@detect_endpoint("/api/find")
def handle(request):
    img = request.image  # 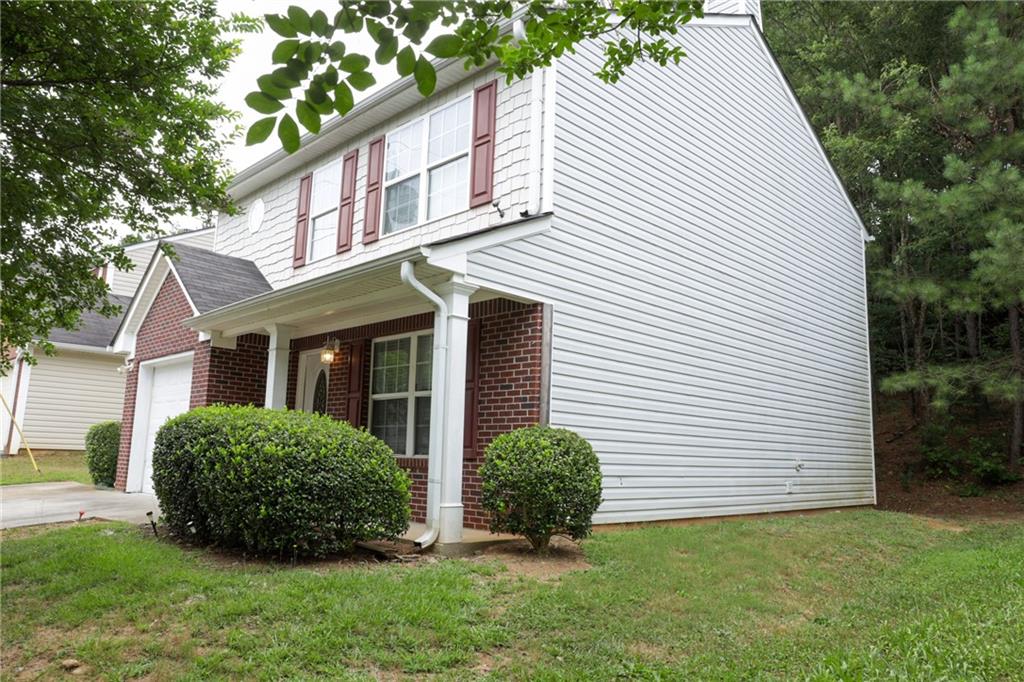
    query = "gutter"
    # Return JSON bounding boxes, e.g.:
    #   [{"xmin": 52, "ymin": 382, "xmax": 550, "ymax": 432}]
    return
[{"xmin": 399, "ymin": 261, "xmax": 448, "ymax": 549}]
